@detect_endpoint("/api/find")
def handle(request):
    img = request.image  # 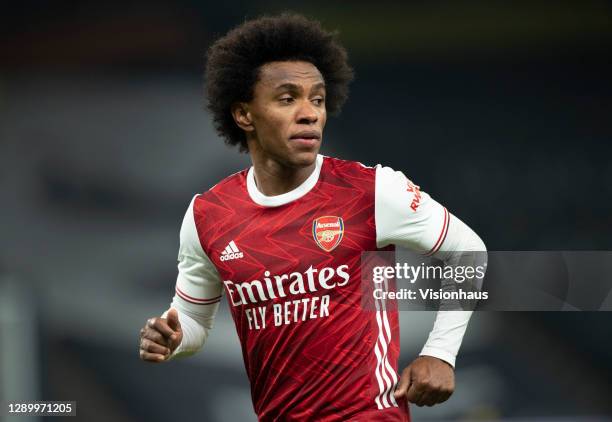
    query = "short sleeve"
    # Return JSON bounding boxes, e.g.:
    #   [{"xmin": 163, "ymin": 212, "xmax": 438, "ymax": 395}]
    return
[
  {"xmin": 175, "ymin": 195, "xmax": 224, "ymax": 310},
  {"xmin": 375, "ymin": 165, "xmax": 449, "ymax": 254}
]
